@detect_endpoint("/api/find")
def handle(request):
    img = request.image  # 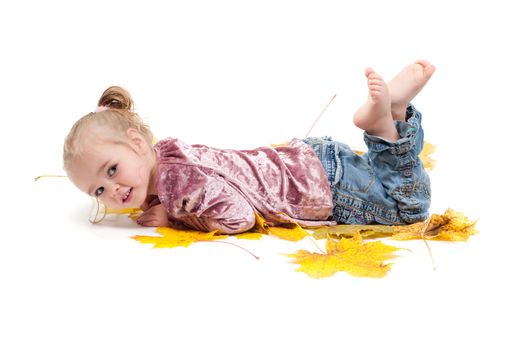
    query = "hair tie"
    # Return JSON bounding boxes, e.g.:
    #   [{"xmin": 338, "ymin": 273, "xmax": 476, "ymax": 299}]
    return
[{"xmin": 94, "ymin": 105, "xmax": 110, "ymax": 113}]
